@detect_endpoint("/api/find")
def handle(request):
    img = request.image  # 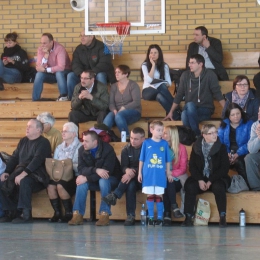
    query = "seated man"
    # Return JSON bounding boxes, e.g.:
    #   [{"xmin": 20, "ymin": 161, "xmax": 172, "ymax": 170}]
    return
[
  {"xmin": 68, "ymin": 130, "xmax": 121, "ymax": 226},
  {"xmin": 186, "ymin": 26, "xmax": 228, "ymax": 81},
  {"xmin": 68, "ymin": 70, "xmax": 109, "ymax": 127},
  {"xmin": 32, "ymin": 33, "xmax": 71, "ymax": 101},
  {"xmin": 37, "ymin": 112, "xmax": 62, "ymax": 154},
  {"xmin": 245, "ymin": 107, "xmax": 260, "ymax": 190},
  {"xmin": 67, "ymin": 29, "xmax": 116, "ymax": 99},
  {"xmin": 102, "ymin": 127, "xmax": 145, "ymax": 226},
  {"xmin": 0, "ymin": 154, "xmax": 6, "ymax": 218},
  {"xmin": 165, "ymin": 54, "xmax": 225, "ymax": 137},
  {"xmin": 0, "ymin": 119, "xmax": 51, "ymax": 223}
]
